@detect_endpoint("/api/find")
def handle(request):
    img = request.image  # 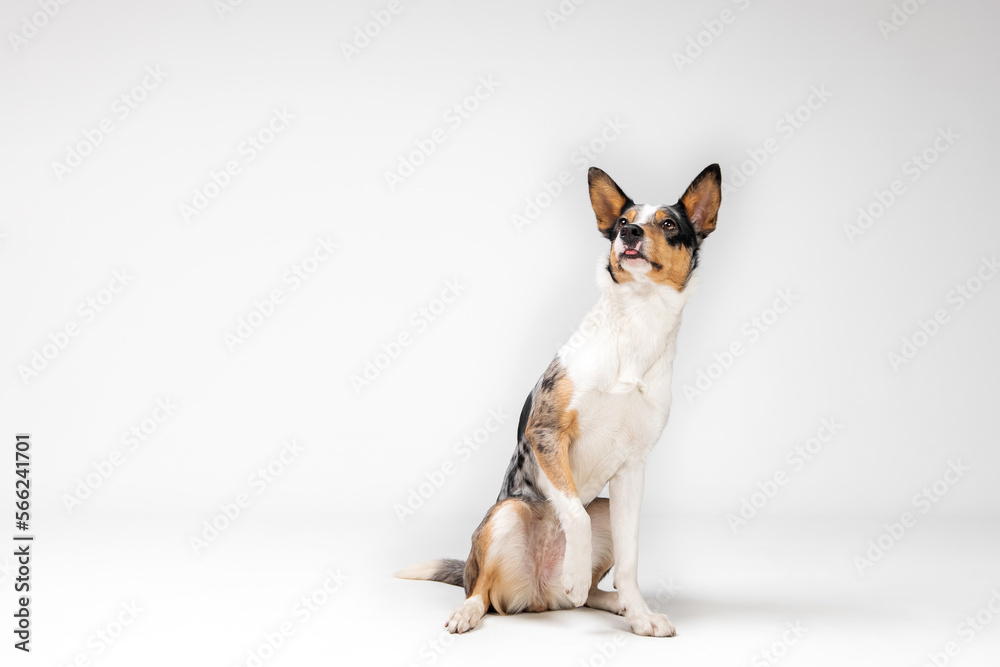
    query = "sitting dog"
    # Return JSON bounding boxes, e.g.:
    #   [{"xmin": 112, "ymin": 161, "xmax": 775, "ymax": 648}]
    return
[{"xmin": 397, "ymin": 164, "xmax": 722, "ymax": 636}]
